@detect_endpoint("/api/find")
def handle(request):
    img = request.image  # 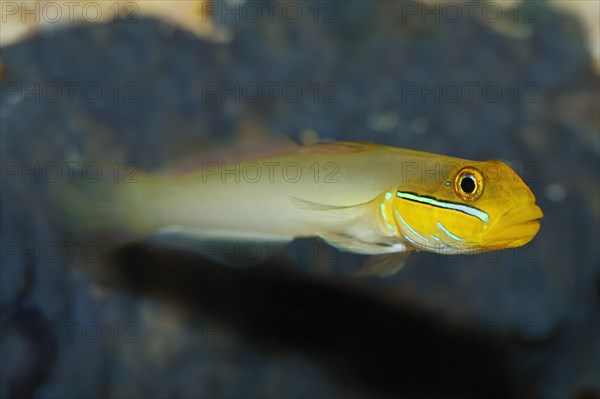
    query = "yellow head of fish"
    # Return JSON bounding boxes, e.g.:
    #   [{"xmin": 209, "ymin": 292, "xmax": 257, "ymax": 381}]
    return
[{"xmin": 389, "ymin": 159, "xmax": 543, "ymax": 254}]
